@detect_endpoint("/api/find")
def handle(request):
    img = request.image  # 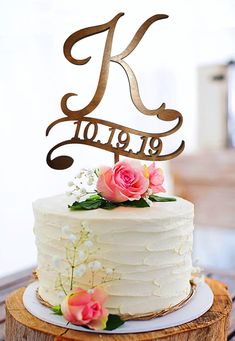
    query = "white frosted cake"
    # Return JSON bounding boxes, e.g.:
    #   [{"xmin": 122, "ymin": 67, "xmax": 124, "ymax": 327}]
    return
[{"xmin": 33, "ymin": 194, "xmax": 194, "ymax": 318}]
